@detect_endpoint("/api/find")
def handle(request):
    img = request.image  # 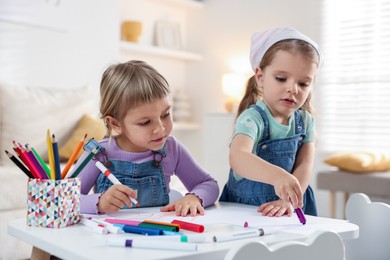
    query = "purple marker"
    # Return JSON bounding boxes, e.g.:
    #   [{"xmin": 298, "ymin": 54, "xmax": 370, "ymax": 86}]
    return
[
  {"xmin": 108, "ymin": 238, "xmax": 198, "ymax": 251},
  {"xmin": 295, "ymin": 207, "xmax": 306, "ymax": 225}
]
